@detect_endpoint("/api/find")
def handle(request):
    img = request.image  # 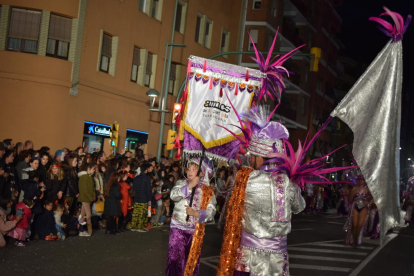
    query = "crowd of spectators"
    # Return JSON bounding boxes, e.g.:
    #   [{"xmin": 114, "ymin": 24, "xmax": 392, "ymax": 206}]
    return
[{"xmin": 1, "ymin": 138, "xmax": 216, "ymax": 246}]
